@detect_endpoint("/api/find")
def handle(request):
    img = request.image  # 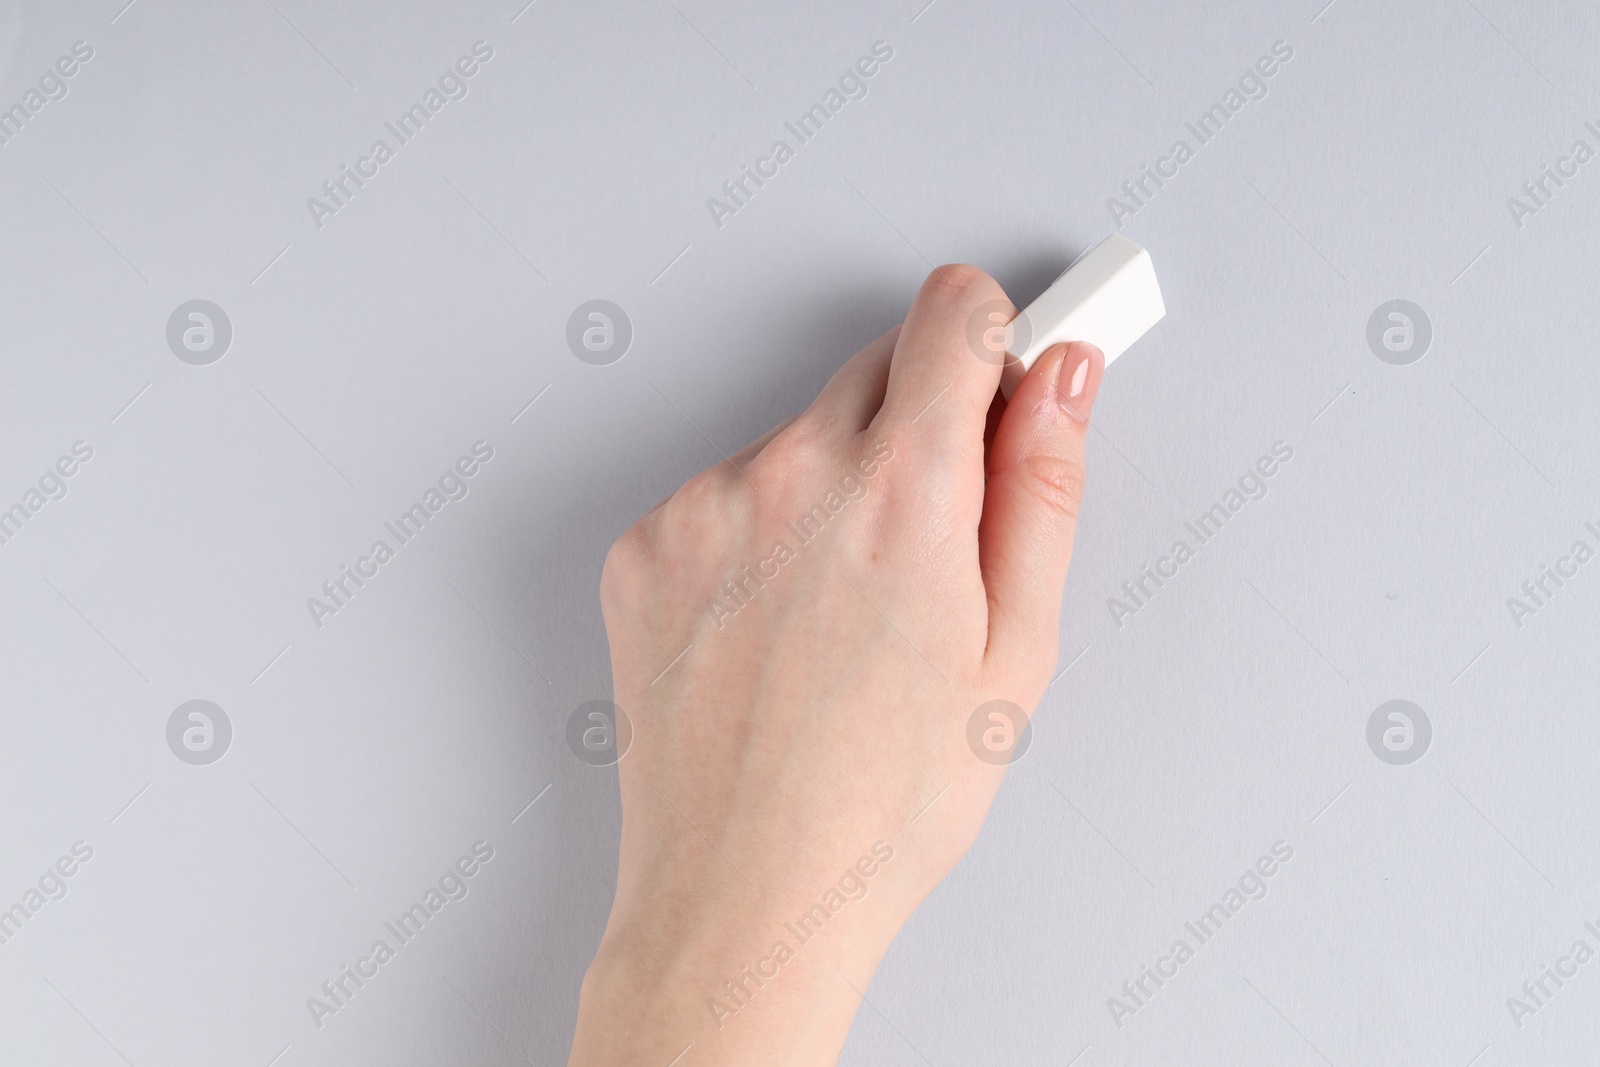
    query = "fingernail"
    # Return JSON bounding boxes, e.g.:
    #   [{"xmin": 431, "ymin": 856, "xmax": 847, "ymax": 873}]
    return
[{"xmin": 1055, "ymin": 343, "xmax": 1103, "ymax": 423}]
